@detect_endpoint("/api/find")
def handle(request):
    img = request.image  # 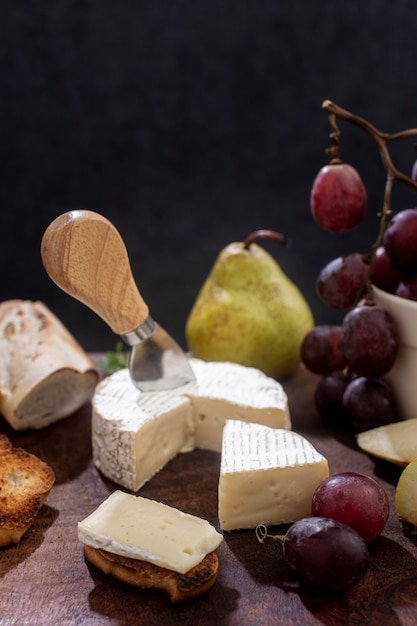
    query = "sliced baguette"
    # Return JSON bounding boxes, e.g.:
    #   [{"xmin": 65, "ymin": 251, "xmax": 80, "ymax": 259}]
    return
[
  {"xmin": 0, "ymin": 434, "xmax": 55, "ymax": 546},
  {"xmin": 83, "ymin": 544, "xmax": 219, "ymax": 602},
  {"xmin": 0, "ymin": 299, "xmax": 98, "ymax": 430}
]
